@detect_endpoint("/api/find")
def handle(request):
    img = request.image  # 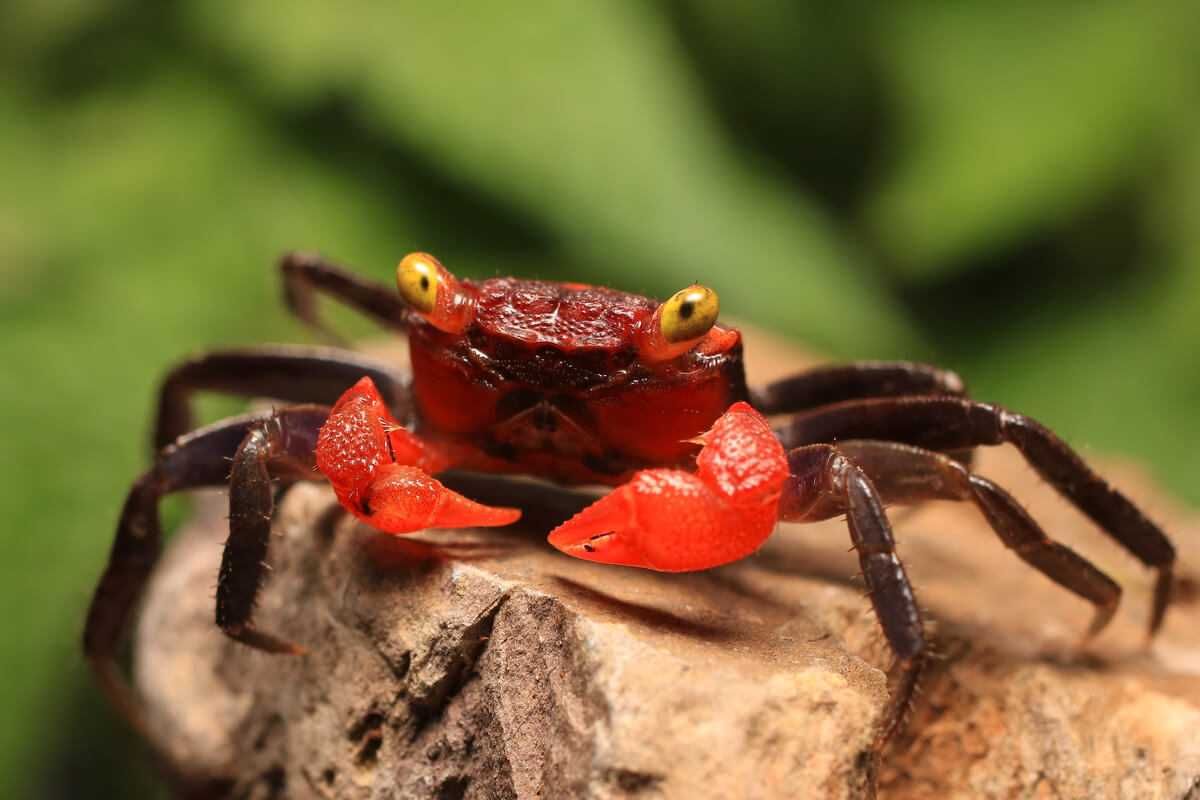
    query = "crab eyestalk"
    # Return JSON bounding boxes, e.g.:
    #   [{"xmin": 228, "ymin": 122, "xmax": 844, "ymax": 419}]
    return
[
  {"xmin": 637, "ymin": 284, "xmax": 722, "ymax": 362},
  {"xmin": 396, "ymin": 252, "xmax": 475, "ymax": 334}
]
